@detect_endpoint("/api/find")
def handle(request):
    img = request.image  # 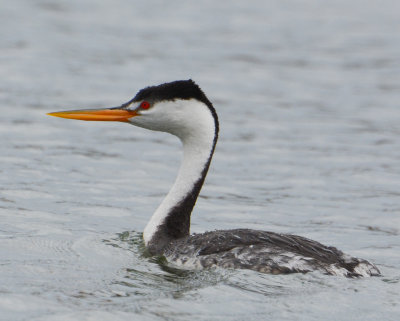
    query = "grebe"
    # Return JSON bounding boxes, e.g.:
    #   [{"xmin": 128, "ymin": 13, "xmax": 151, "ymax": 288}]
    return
[{"xmin": 48, "ymin": 80, "xmax": 380, "ymax": 277}]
